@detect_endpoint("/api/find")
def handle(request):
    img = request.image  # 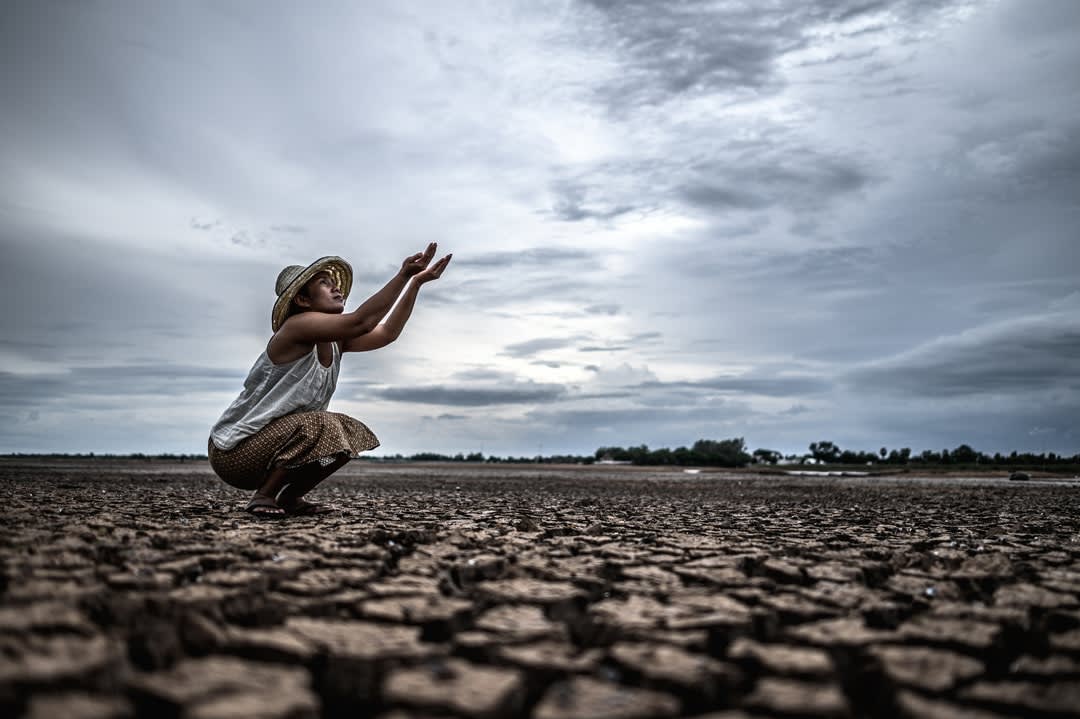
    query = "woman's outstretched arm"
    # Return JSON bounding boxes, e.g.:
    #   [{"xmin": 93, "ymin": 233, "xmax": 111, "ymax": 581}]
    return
[
  {"xmin": 340, "ymin": 253, "xmax": 452, "ymax": 353},
  {"xmin": 273, "ymin": 243, "xmax": 439, "ymax": 348},
  {"xmin": 352, "ymin": 242, "xmax": 439, "ymax": 324}
]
